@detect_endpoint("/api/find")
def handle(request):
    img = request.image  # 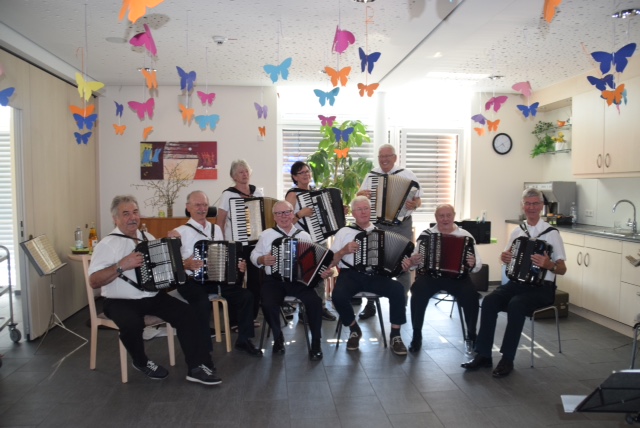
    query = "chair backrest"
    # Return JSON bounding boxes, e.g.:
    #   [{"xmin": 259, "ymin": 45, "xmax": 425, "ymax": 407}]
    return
[{"xmin": 81, "ymin": 255, "xmax": 99, "ymax": 321}]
